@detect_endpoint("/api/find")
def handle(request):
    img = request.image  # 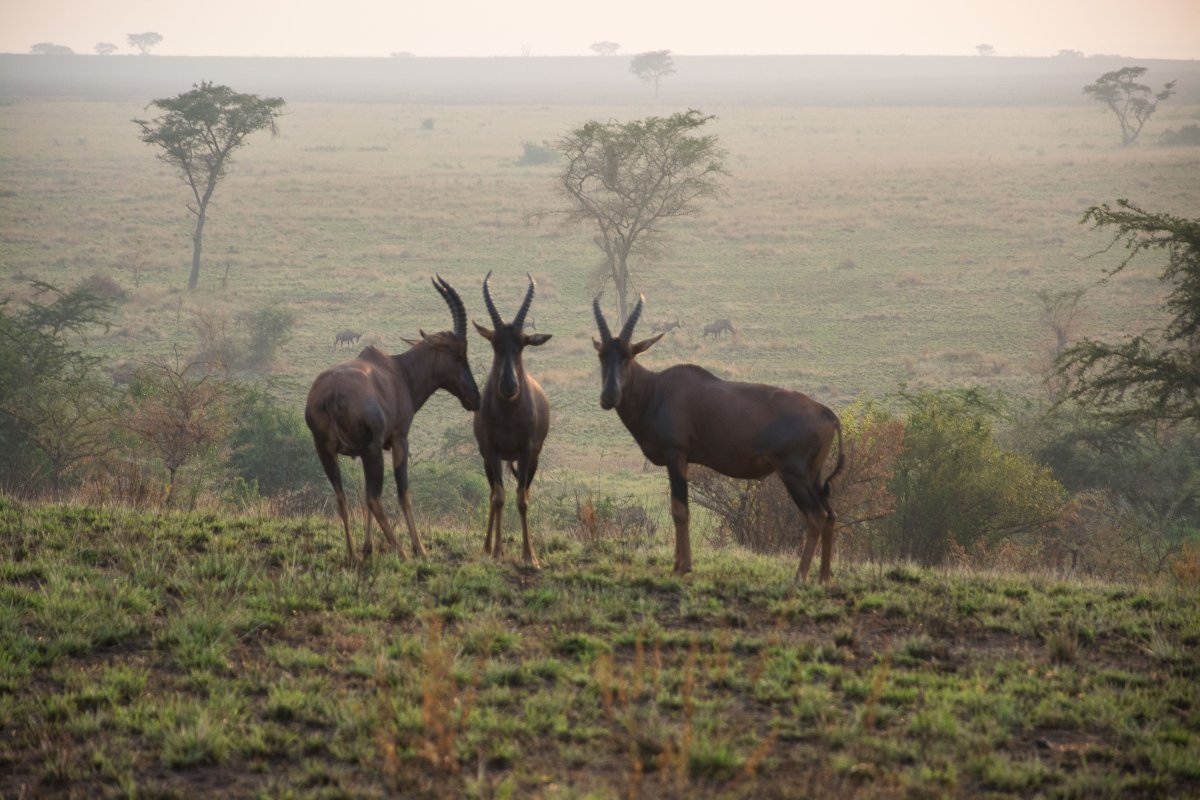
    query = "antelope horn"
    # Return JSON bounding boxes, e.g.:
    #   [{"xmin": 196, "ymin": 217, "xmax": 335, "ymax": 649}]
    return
[
  {"xmin": 592, "ymin": 294, "xmax": 612, "ymax": 343},
  {"xmin": 513, "ymin": 273, "xmax": 536, "ymax": 330},
  {"xmin": 432, "ymin": 274, "xmax": 467, "ymax": 339},
  {"xmin": 619, "ymin": 294, "xmax": 645, "ymax": 343},
  {"xmin": 481, "ymin": 270, "xmax": 504, "ymax": 329}
]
